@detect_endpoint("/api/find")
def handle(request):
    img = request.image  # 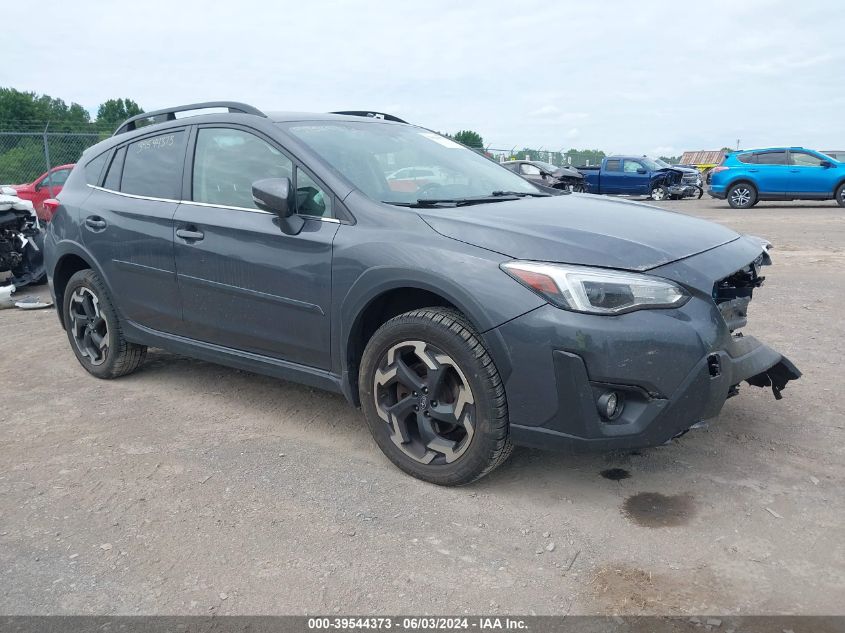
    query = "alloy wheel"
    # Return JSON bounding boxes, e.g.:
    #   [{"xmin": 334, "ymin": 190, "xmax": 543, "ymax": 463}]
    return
[
  {"xmin": 69, "ymin": 287, "xmax": 109, "ymax": 366},
  {"xmin": 373, "ymin": 340, "xmax": 475, "ymax": 465},
  {"xmin": 730, "ymin": 187, "xmax": 752, "ymax": 207},
  {"xmin": 651, "ymin": 186, "xmax": 667, "ymax": 201}
]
